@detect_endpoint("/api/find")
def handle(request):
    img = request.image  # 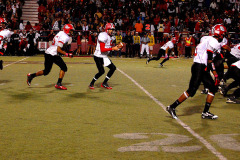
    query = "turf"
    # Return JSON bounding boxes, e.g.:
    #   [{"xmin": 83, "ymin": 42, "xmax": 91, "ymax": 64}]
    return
[{"xmin": 0, "ymin": 56, "xmax": 239, "ymax": 160}]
